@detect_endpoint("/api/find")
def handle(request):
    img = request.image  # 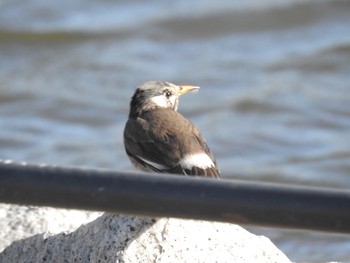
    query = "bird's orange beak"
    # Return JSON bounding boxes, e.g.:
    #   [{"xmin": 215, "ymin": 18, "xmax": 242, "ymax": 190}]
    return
[{"xmin": 178, "ymin": 85, "xmax": 200, "ymax": 95}]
